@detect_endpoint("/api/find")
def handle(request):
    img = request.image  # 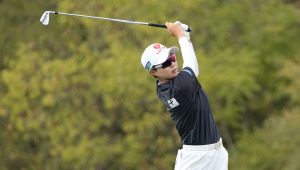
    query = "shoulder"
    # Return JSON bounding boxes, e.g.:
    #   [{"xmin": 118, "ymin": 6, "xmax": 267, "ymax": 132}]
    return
[
  {"xmin": 176, "ymin": 67, "xmax": 196, "ymax": 81},
  {"xmin": 171, "ymin": 67, "xmax": 196, "ymax": 92},
  {"xmin": 181, "ymin": 67, "xmax": 195, "ymax": 77}
]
